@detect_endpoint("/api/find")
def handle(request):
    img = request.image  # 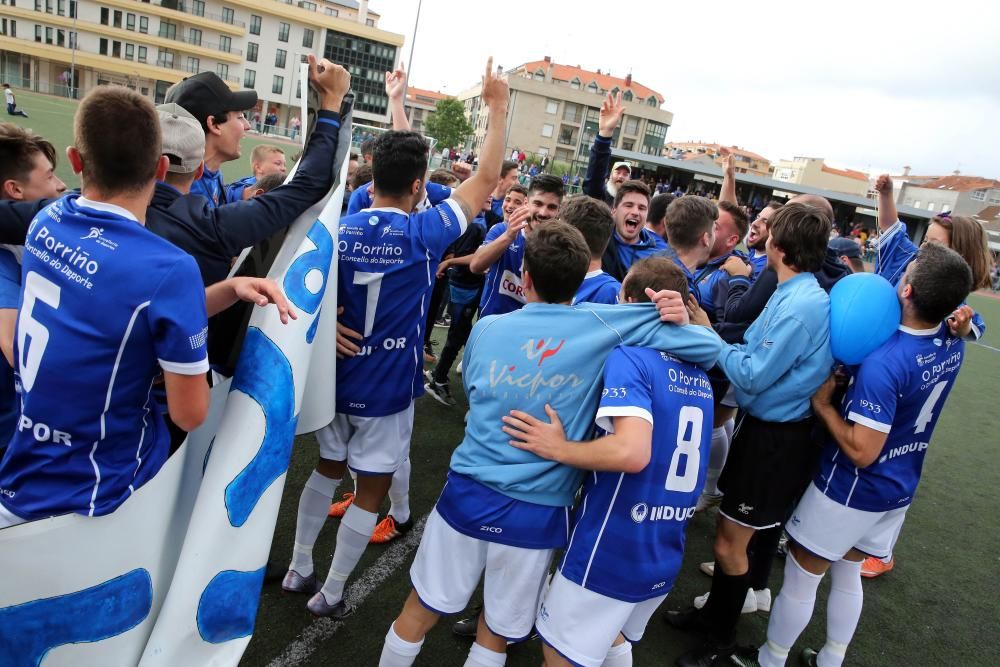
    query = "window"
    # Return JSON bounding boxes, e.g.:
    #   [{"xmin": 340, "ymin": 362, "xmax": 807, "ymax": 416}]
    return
[
  {"xmin": 623, "ymin": 90, "xmax": 633, "ymax": 102},
  {"xmin": 216, "ymin": 63, "xmax": 228, "ymax": 80},
  {"xmin": 914, "ymin": 200, "xmax": 921, "ymax": 208},
  {"xmin": 928, "ymin": 201, "xmax": 936, "ymax": 211},
  {"xmin": 113, "ymin": 9, "xmax": 122, "ymax": 28},
  {"xmin": 100, "ymin": 7, "xmax": 109, "ymax": 24},
  {"xmin": 278, "ymin": 22, "xmax": 290, "ymax": 42},
  {"xmin": 541, "ymin": 123, "xmax": 554, "ymax": 138},
  {"xmin": 69, "ymin": 31, "xmax": 77, "ymax": 48},
  {"xmin": 57, "ymin": 0, "xmax": 64, "ymax": 15},
  {"xmin": 588, "ymin": 82, "xmax": 599, "ymax": 93},
  {"xmin": 971, "ymin": 189, "xmax": 986, "ymax": 201},
  {"xmin": 159, "ymin": 21, "xmax": 176, "ymax": 40},
  {"xmin": 246, "ymin": 42, "xmax": 258, "ymax": 62},
  {"xmin": 244, "ymin": 69, "xmax": 255, "ymax": 88},
  {"xmin": 126, "ymin": 12, "xmax": 135, "ymax": 30},
  {"xmin": 570, "ymin": 78, "xmax": 580, "ymax": 90},
  {"xmin": 558, "ymin": 124, "xmax": 579, "ymax": 146},
  {"xmin": 1, "ymin": 20, "xmax": 15, "ymax": 39},
  {"xmin": 192, "ymin": 0, "xmax": 205, "ymax": 16},
  {"xmin": 989, "ymin": 192, "xmax": 1000, "ymax": 205},
  {"xmin": 545, "ymin": 99, "xmax": 558, "ymax": 114},
  {"xmin": 45, "ymin": 26, "xmax": 53, "ymax": 44},
  {"xmin": 249, "ymin": 14, "xmax": 261, "ymax": 35},
  {"xmin": 125, "ymin": 43, "xmax": 134, "ymax": 60},
  {"xmin": 302, "ymin": 28, "xmax": 314, "ymax": 48},
  {"xmin": 296, "ymin": 78, "xmax": 302, "ymax": 98},
  {"xmin": 298, "ymin": 0, "xmax": 316, "ymax": 9},
  {"xmin": 275, "ymin": 48, "xmax": 286, "ymax": 68},
  {"xmin": 56, "ymin": 28, "xmax": 64, "ymax": 46},
  {"xmin": 186, "ymin": 56, "xmax": 199, "ymax": 72},
  {"xmin": 99, "ymin": 37, "xmax": 108, "ymax": 54},
  {"xmin": 70, "ymin": 0, "xmax": 76, "ymax": 18},
  {"xmin": 555, "ymin": 147, "xmax": 573, "ymax": 163},
  {"xmin": 272, "ymin": 75, "xmax": 284, "ymax": 94},
  {"xmin": 647, "ymin": 96, "xmax": 657, "ymax": 107},
  {"xmin": 625, "ymin": 117, "xmax": 639, "ymax": 135},
  {"xmin": 325, "ymin": 7, "xmax": 338, "ymax": 16},
  {"xmin": 219, "ymin": 35, "xmax": 231, "ymax": 53},
  {"xmin": 562, "ymin": 102, "xmax": 581, "ymax": 123},
  {"xmin": 188, "ymin": 28, "xmax": 201, "ymax": 46},
  {"xmin": 533, "ymin": 69, "xmax": 545, "ymax": 81},
  {"xmin": 221, "ymin": 7, "xmax": 234, "ymax": 24},
  {"xmin": 112, "ymin": 40, "xmax": 121, "ymax": 57},
  {"xmin": 45, "ymin": 0, "xmax": 51, "ymax": 13},
  {"xmin": 139, "ymin": 16, "xmax": 148, "ymax": 33},
  {"xmin": 138, "ymin": 45, "xmax": 147, "ymax": 63},
  {"xmin": 366, "ymin": 18, "xmax": 375, "ymax": 26},
  {"xmin": 622, "ymin": 139, "xmax": 634, "ymax": 151}
]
